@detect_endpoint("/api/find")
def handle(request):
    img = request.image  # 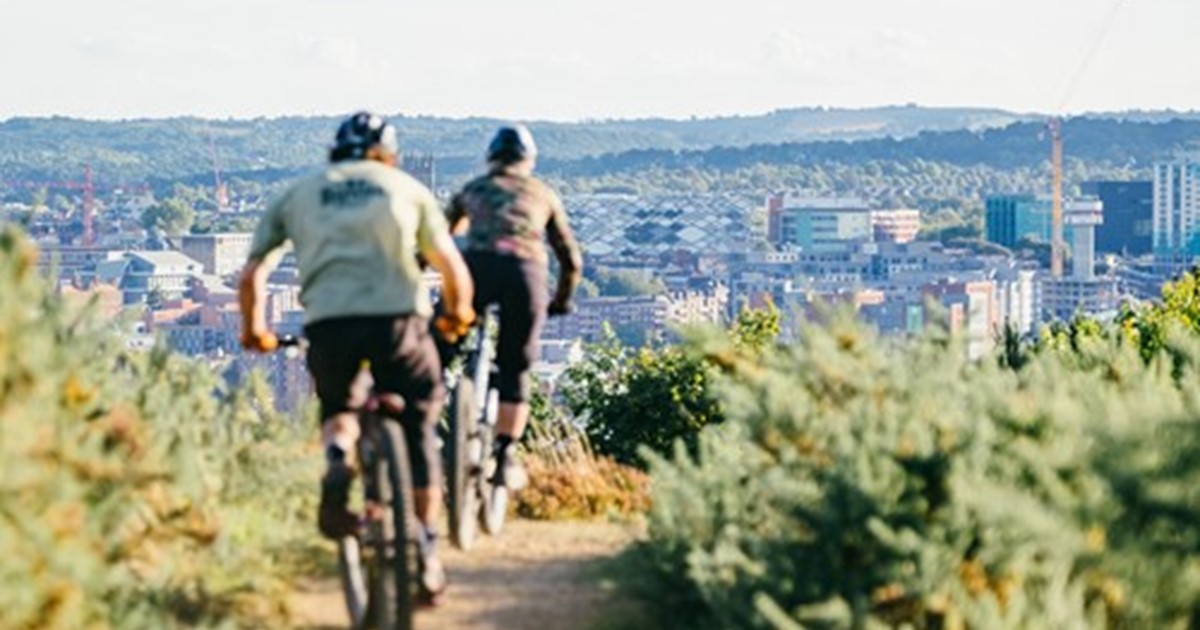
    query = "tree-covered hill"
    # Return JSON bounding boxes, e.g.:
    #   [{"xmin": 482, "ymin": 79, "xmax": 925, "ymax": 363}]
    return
[{"xmin": 1, "ymin": 110, "xmax": 1197, "ymax": 205}]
